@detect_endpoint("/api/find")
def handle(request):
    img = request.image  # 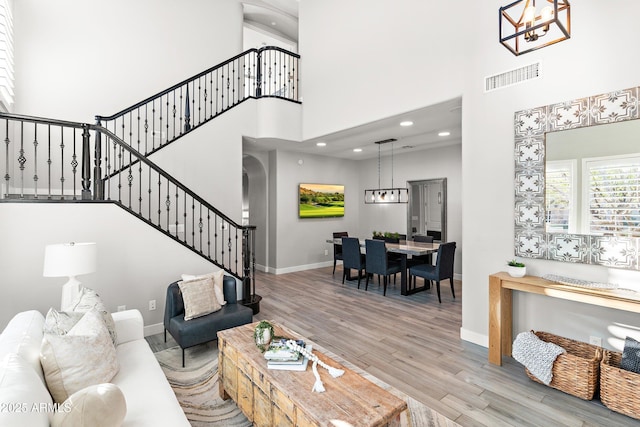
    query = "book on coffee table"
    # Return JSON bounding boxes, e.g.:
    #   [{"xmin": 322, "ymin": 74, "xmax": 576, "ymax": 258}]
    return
[{"xmin": 267, "ymin": 344, "xmax": 312, "ymax": 371}]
